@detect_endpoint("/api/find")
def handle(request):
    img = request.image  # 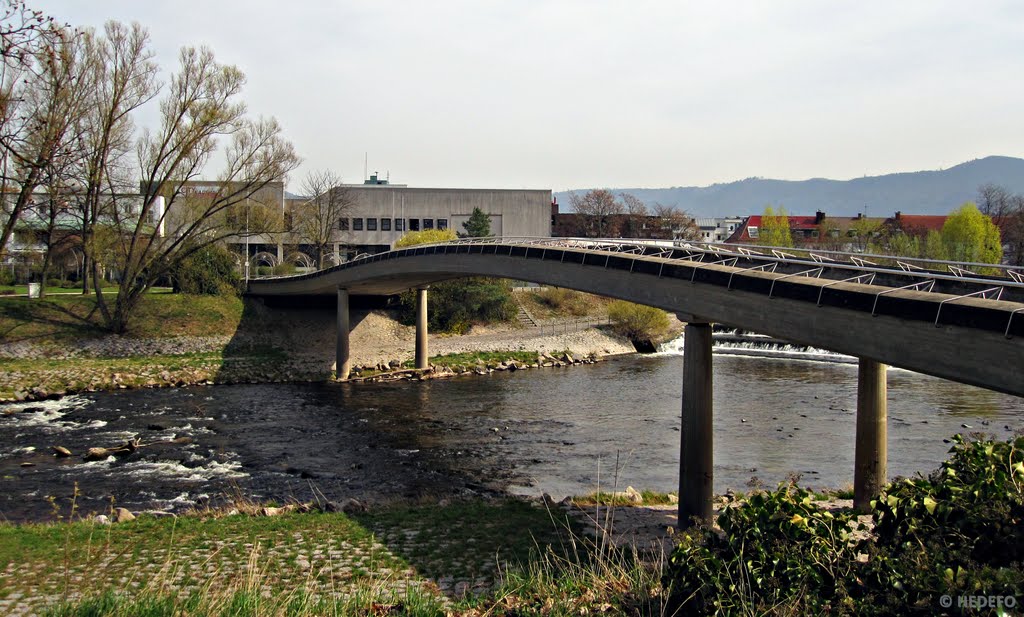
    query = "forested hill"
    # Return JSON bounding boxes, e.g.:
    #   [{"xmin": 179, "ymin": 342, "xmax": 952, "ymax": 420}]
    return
[{"xmin": 554, "ymin": 156, "xmax": 1024, "ymax": 218}]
